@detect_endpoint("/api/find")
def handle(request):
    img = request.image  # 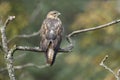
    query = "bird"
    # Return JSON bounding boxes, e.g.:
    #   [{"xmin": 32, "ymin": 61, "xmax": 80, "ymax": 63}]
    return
[{"xmin": 40, "ymin": 11, "xmax": 63, "ymax": 66}]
